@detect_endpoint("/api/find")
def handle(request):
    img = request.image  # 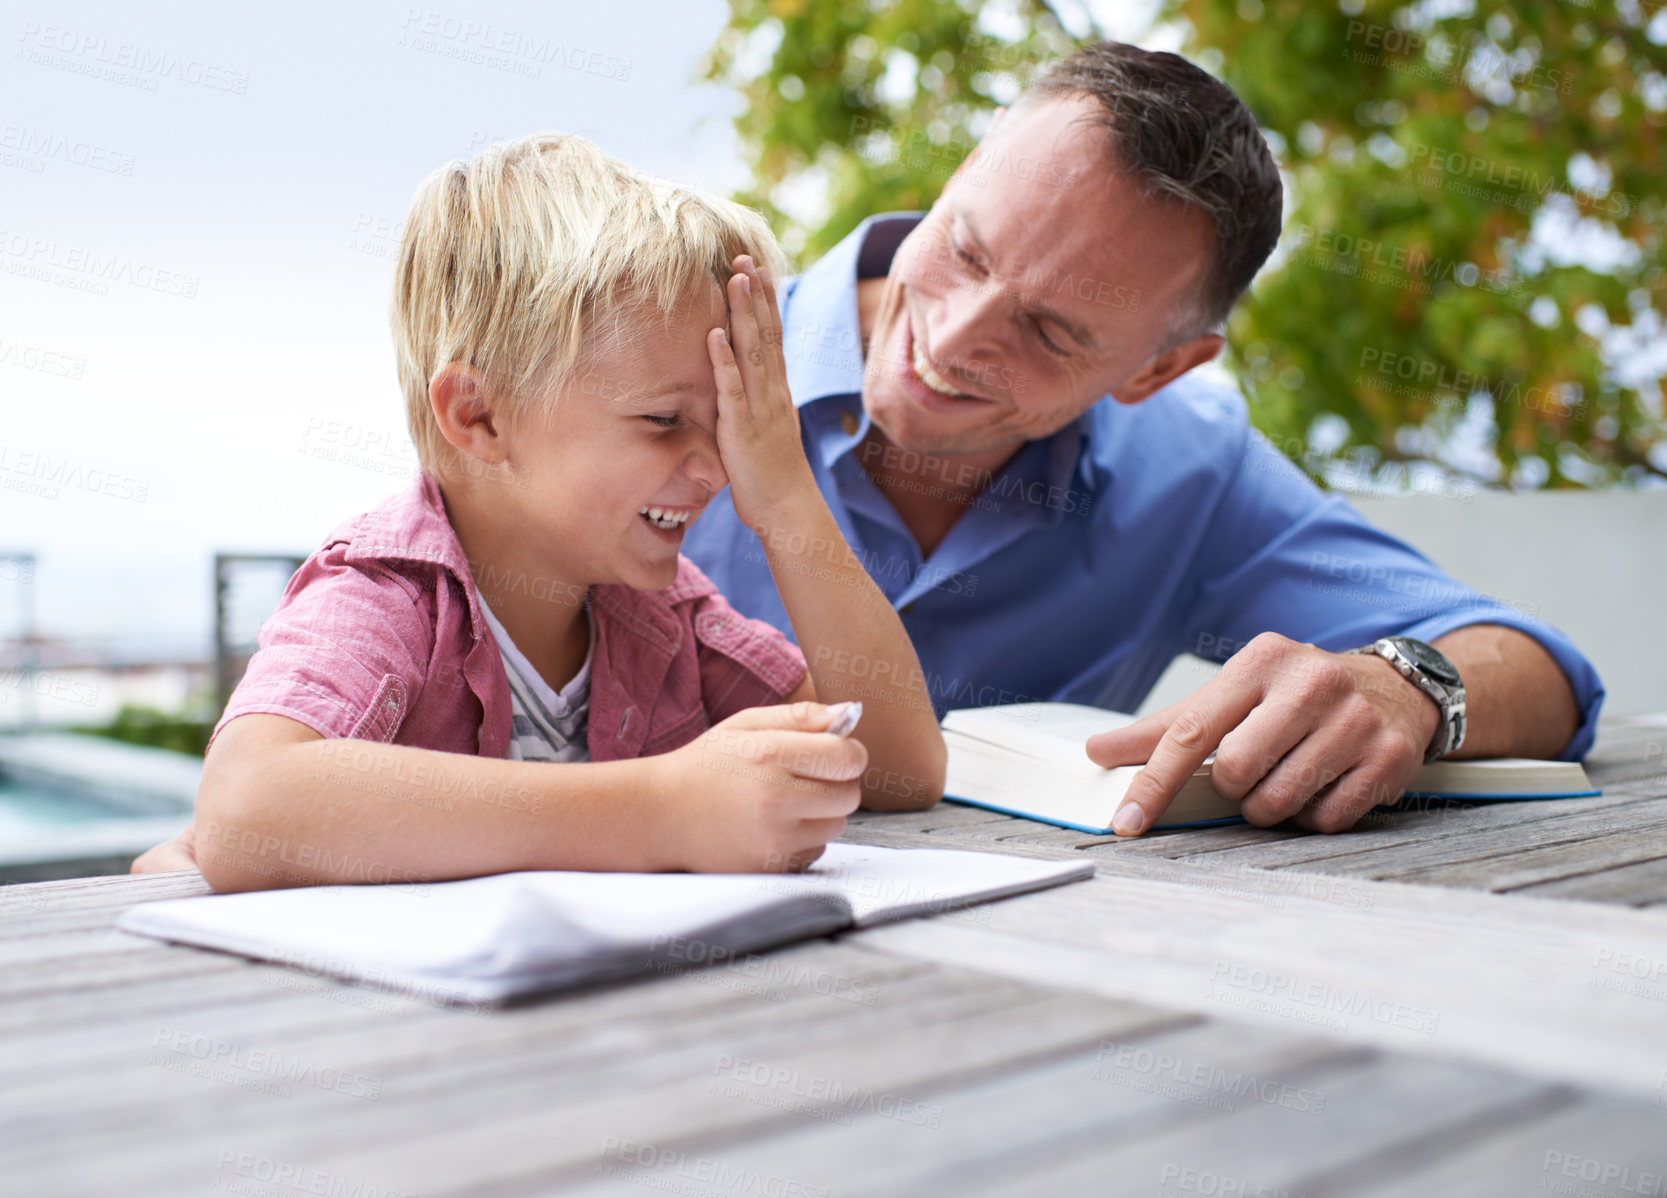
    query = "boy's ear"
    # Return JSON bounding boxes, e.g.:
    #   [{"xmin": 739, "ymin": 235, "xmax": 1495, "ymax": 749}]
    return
[{"xmin": 429, "ymin": 364, "xmax": 506, "ymax": 463}]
